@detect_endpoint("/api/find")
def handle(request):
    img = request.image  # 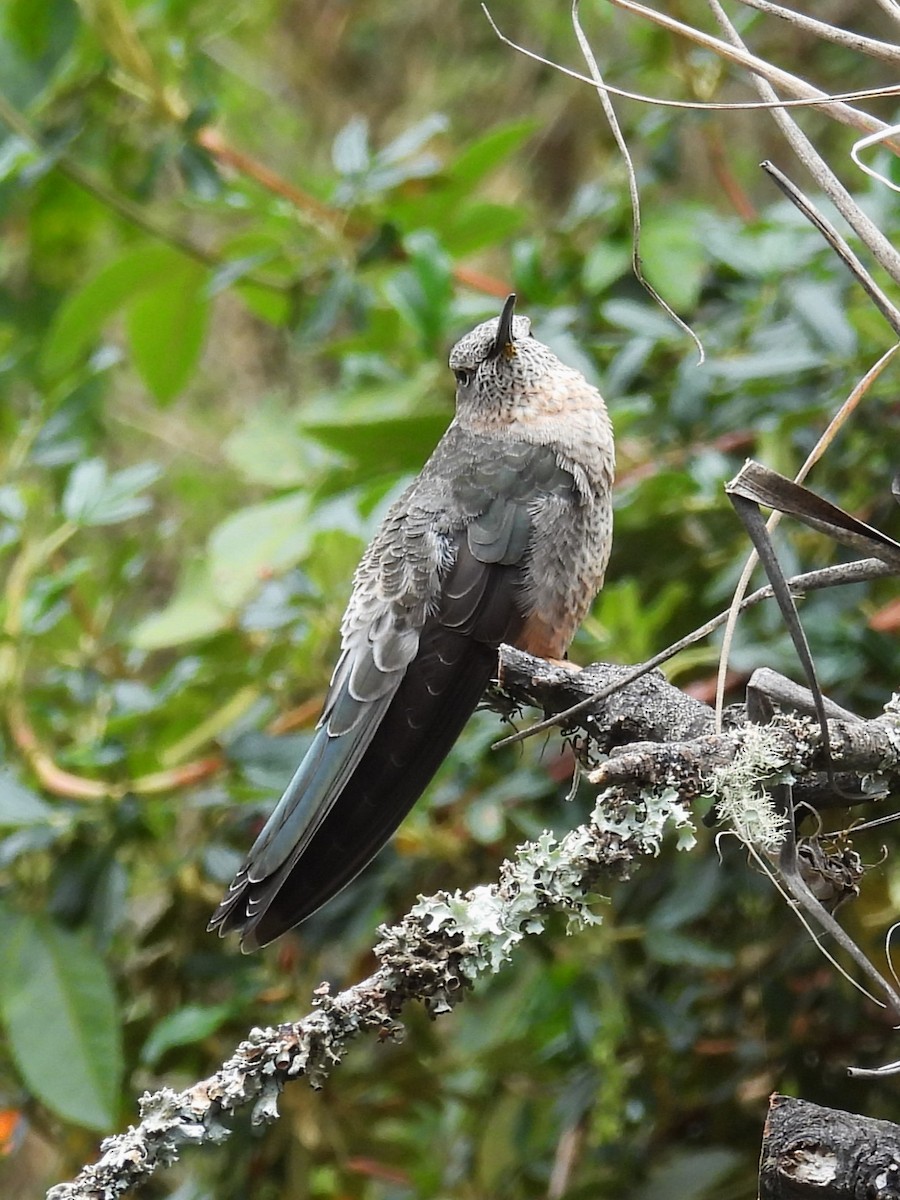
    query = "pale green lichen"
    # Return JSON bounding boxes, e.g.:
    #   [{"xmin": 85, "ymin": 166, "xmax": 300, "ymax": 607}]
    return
[
  {"xmin": 708, "ymin": 723, "xmax": 790, "ymax": 851},
  {"xmin": 410, "ymin": 787, "xmax": 697, "ymax": 983},
  {"xmin": 592, "ymin": 786, "xmax": 697, "ymax": 855}
]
